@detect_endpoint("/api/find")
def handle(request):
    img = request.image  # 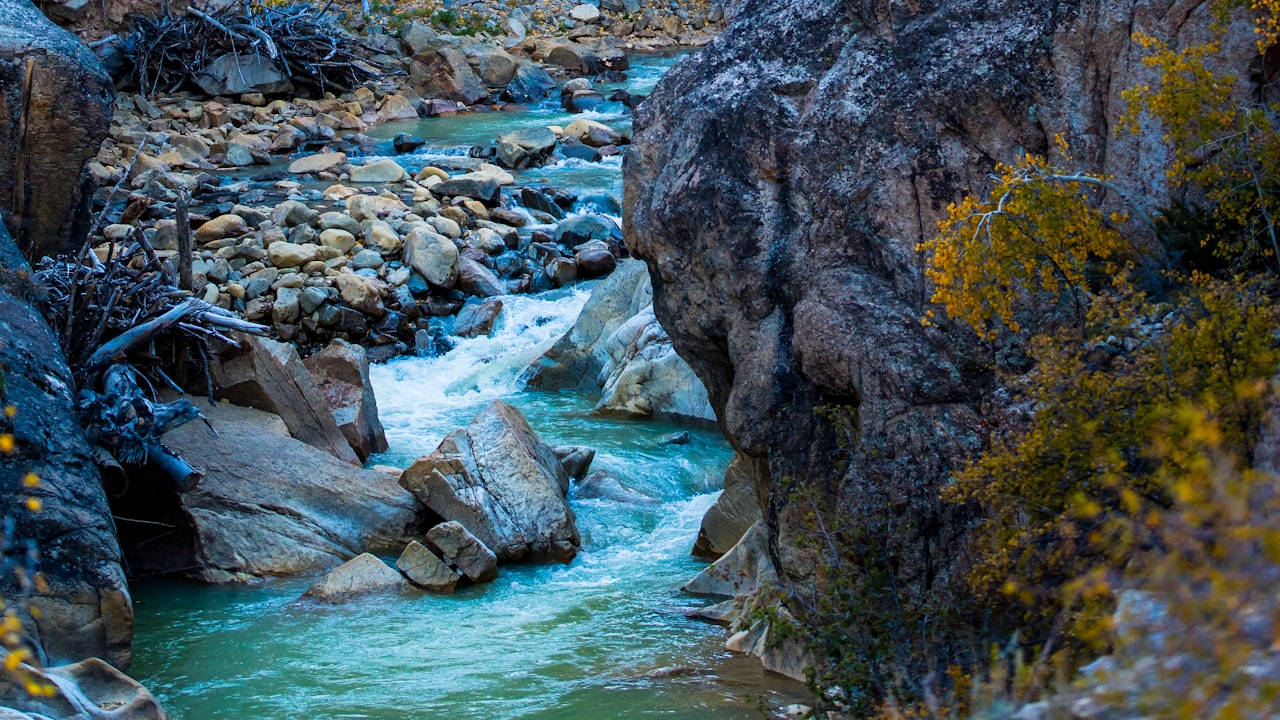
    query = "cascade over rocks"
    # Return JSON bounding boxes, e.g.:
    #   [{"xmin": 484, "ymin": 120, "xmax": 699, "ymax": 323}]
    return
[
  {"xmin": 526, "ymin": 259, "xmax": 713, "ymax": 422},
  {"xmin": 0, "ymin": 0, "xmax": 114, "ymax": 261},
  {"xmin": 0, "ymin": 226, "xmax": 132, "ymax": 670},
  {"xmin": 399, "ymin": 400, "xmax": 580, "ymax": 564},
  {"xmin": 626, "ymin": 0, "xmax": 1257, "ymax": 671}
]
